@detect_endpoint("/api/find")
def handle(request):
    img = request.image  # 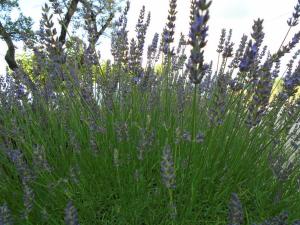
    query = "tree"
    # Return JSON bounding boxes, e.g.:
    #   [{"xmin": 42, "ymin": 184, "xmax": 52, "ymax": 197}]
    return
[
  {"xmin": 78, "ymin": 0, "xmax": 120, "ymax": 53},
  {"xmin": 1, "ymin": 0, "xmax": 124, "ymax": 72},
  {"xmin": 0, "ymin": 0, "xmax": 33, "ymax": 71},
  {"xmin": 48, "ymin": 0, "xmax": 123, "ymax": 52},
  {"xmin": 48, "ymin": 0, "xmax": 80, "ymax": 46}
]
